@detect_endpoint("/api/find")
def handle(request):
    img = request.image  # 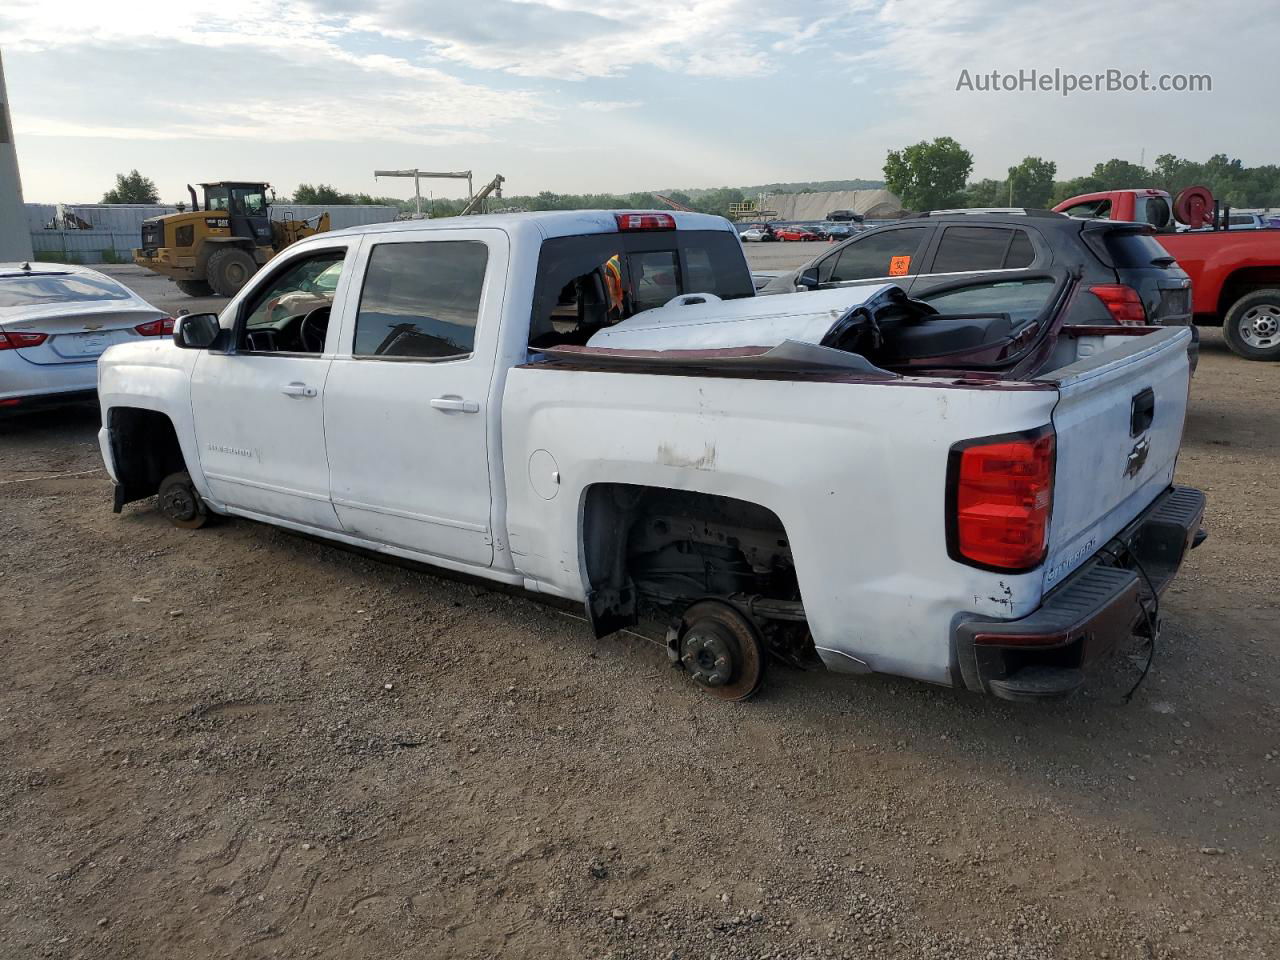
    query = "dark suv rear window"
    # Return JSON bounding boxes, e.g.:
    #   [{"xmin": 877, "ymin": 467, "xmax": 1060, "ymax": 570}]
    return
[{"xmin": 1103, "ymin": 232, "xmax": 1173, "ymax": 269}]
